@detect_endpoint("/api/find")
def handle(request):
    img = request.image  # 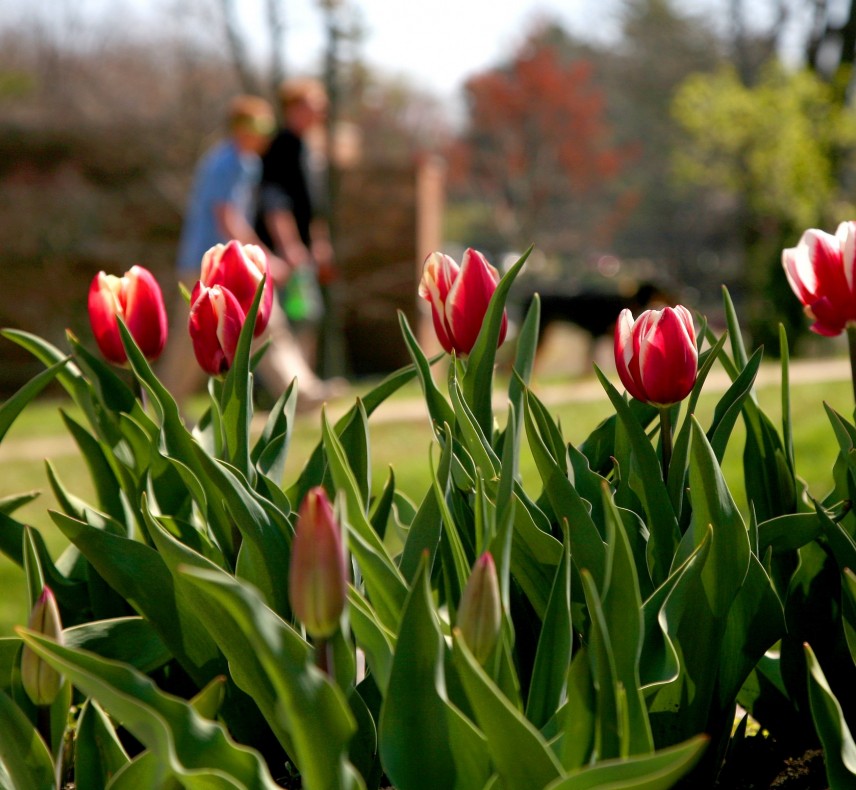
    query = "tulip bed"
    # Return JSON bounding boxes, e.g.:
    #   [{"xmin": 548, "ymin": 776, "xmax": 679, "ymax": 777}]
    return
[{"xmin": 0, "ymin": 234, "xmax": 855, "ymax": 790}]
